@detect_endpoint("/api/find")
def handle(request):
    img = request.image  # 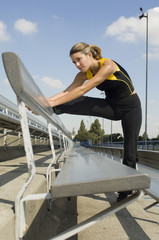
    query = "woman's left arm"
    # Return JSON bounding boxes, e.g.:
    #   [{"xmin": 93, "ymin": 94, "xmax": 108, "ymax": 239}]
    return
[{"xmin": 52, "ymin": 59, "xmax": 117, "ymax": 107}]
